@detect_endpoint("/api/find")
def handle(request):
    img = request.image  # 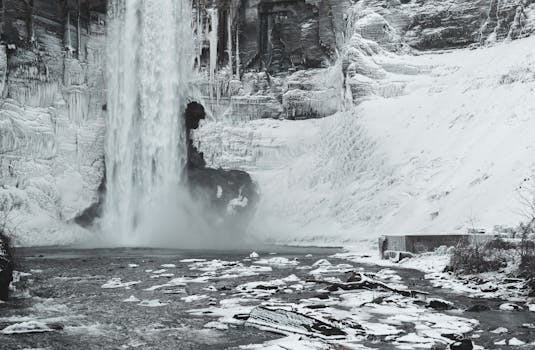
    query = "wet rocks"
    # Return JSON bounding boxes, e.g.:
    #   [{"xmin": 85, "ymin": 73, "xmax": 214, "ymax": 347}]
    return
[
  {"xmin": 246, "ymin": 306, "xmax": 347, "ymax": 339},
  {"xmin": 499, "ymin": 302, "xmax": 523, "ymax": 311},
  {"xmin": 465, "ymin": 304, "xmax": 490, "ymax": 312},
  {"xmin": 448, "ymin": 339, "xmax": 474, "ymax": 350},
  {"xmin": 186, "ymin": 102, "xmax": 259, "ymax": 231},
  {"xmin": 0, "ymin": 231, "xmax": 14, "ymax": 301},
  {"xmin": 426, "ymin": 298, "xmax": 454, "ymax": 311}
]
